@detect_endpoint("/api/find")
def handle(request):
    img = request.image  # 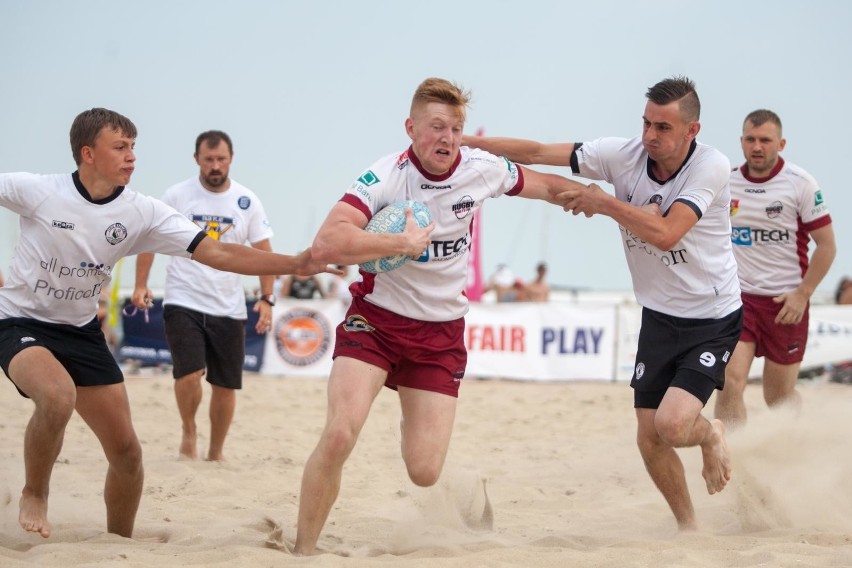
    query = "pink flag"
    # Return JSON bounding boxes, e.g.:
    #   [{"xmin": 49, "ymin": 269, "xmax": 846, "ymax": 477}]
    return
[{"xmin": 465, "ymin": 127, "xmax": 485, "ymax": 301}]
